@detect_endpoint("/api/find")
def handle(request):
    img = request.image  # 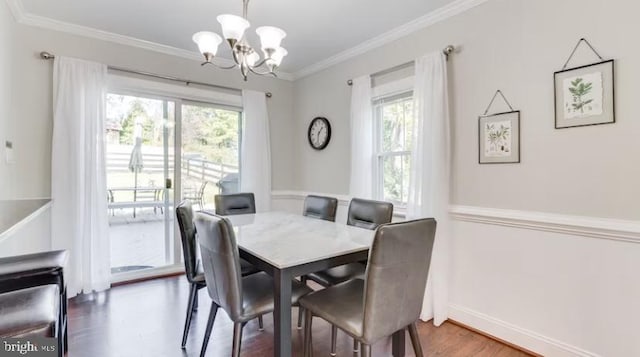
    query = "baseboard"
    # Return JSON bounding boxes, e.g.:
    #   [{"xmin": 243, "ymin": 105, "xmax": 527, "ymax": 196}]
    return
[
  {"xmin": 447, "ymin": 319, "xmax": 542, "ymax": 357},
  {"xmin": 448, "ymin": 304, "xmax": 601, "ymax": 357}
]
